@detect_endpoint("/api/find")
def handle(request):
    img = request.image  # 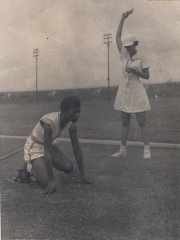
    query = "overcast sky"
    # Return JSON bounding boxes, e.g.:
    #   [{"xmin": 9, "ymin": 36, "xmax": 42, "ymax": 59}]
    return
[{"xmin": 0, "ymin": 0, "xmax": 180, "ymax": 92}]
